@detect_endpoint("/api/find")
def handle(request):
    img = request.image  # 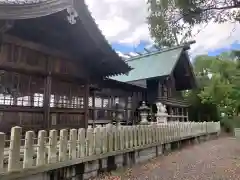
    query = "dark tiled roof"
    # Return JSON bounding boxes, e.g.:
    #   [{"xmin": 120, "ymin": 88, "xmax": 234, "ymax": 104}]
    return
[{"xmin": 0, "ymin": 0, "xmax": 46, "ymax": 4}]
